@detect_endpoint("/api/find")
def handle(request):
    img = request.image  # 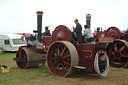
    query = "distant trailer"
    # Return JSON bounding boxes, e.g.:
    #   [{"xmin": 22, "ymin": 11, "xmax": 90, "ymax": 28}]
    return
[{"xmin": 0, "ymin": 34, "xmax": 26, "ymax": 52}]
